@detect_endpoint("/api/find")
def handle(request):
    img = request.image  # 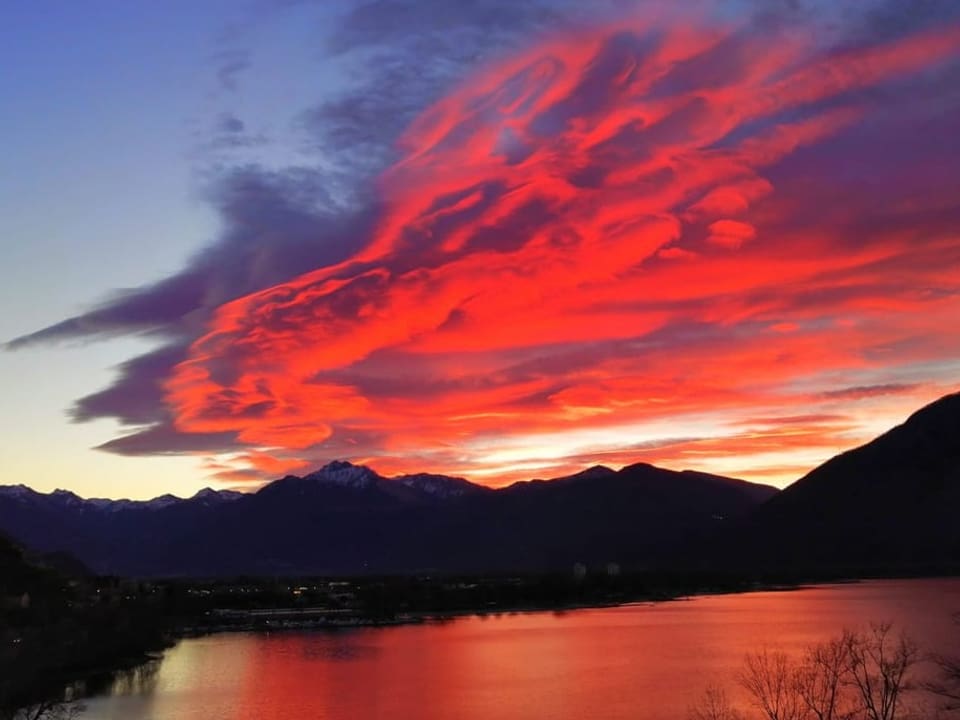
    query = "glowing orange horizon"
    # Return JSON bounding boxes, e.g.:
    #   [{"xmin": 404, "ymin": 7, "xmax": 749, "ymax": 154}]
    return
[{"xmin": 164, "ymin": 17, "xmax": 960, "ymax": 488}]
